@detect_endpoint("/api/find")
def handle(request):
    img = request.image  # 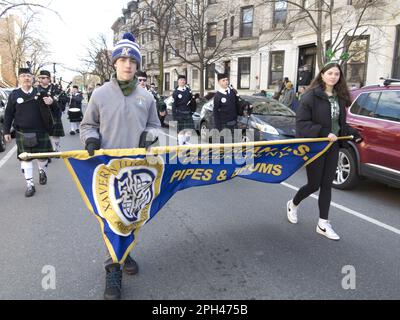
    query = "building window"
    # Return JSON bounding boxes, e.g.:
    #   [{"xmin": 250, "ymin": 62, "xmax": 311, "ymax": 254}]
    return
[
  {"xmin": 273, "ymin": 1, "xmax": 287, "ymax": 28},
  {"xmin": 207, "ymin": 23, "xmax": 217, "ymax": 47},
  {"xmin": 150, "ymin": 52, "xmax": 154, "ymax": 64},
  {"xmin": 392, "ymin": 25, "xmax": 400, "ymax": 78},
  {"xmin": 238, "ymin": 57, "xmax": 251, "ymax": 89},
  {"xmin": 142, "ymin": 55, "xmax": 146, "ymax": 69},
  {"xmin": 141, "ymin": 33, "xmax": 146, "ymax": 44},
  {"xmin": 223, "ymin": 19, "xmax": 227, "ymax": 38},
  {"xmin": 230, "ymin": 16, "xmax": 235, "ymax": 37},
  {"xmin": 344, "ymin": 36, "xmax": 369, "ymax": 87},
  {"xmin": 206, "ymin": 63, "xmax": 215, "ymax": 90},
  {"xmin": 208, "ymin": 0, "xmax": 217, "ymax": 4},
  {"xmin": 192, "ymin": 68, "xmax": 200, "ymax": 90},
  {"xmin": 224, "ymin": 60, "xmax": 231, "ymax": 78},
  {"xmin": 165, "ymin": 73, "xmax": 170, "ymax": 91},
  {"xmin": 240, "ymin": 6, "xmax": 253, "ymax": 38},
  {"xmin": 166, "ymin": 46, "xmax": 172, "ymax": 61},
  {"xmin": 269, "ymin": 51, "xmax": 285, "ymax": 89}
]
